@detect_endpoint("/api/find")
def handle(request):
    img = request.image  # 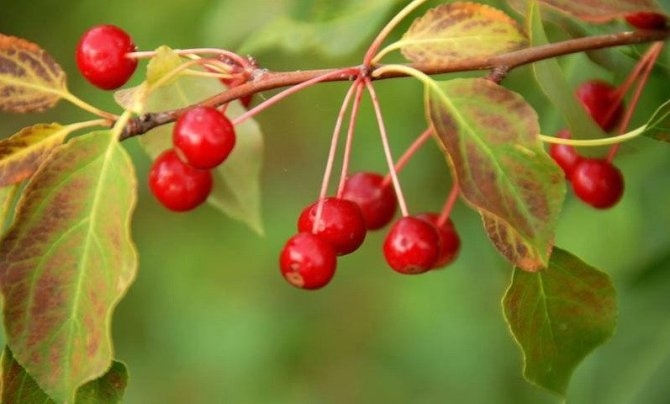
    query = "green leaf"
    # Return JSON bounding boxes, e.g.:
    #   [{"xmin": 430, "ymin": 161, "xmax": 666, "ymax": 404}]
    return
[
  {"xmin": 399, "ymin": 2, "xmax": 527, "ymax": 65},
  {"xmin": 426, "ymin": 77, "xmax": 565, "ymax": 271},
  {"xmin": 0, "ymin": 34, "xmax": 68, "ymax": 113},
  {"xmin": 0, "ymin": 131, "xmax": 137, "ymax": 403},
  {"xmin": 537, "ymin": 0, "xmax": 663, "ymax": 23},
  {"xmin": 503, "ymin": 248, "xmax": 617, "ymax": 397},
  {"xmin": 642, "ymin": 99, "xmax": 670, "ymax": 142},
  {"xmin": 130, "ymin": 50, "xmax": 265, "ymax": 233},
  {"xmin": 527, "ymin": 1, "xmax": 608, "ymax": 140},
  {"xmin": 0, "ymin": 123, "xmax": 70, "ymax": 187},
  {"xmin": 1, "ymin": 347, "xmax": 128, "ymax": 404},
  {"xmin": 207, "ymin": 102, "xmax": 265, "ymax": 235},
  {"xmin": 240, "ymin": 0, "xmax": 402, "ymax": 57}
]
